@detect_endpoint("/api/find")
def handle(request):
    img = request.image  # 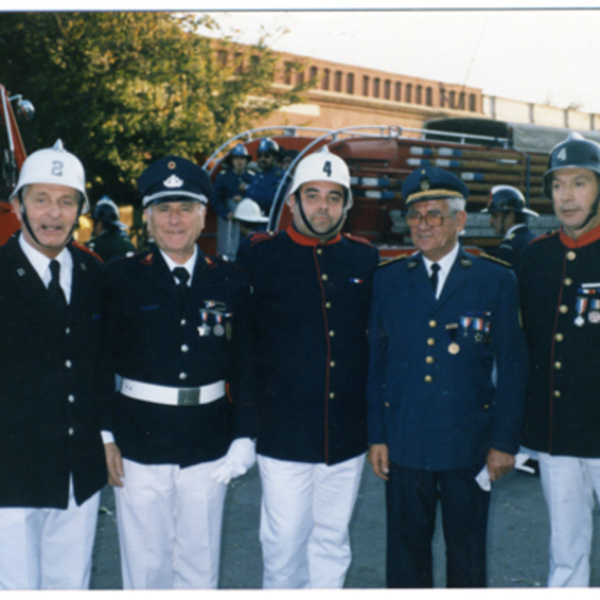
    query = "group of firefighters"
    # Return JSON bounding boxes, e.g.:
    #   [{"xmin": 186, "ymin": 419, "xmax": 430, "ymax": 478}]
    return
[{"xmin": 0, "ymin": 130, "xmax": 599, "ymax": 590}]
